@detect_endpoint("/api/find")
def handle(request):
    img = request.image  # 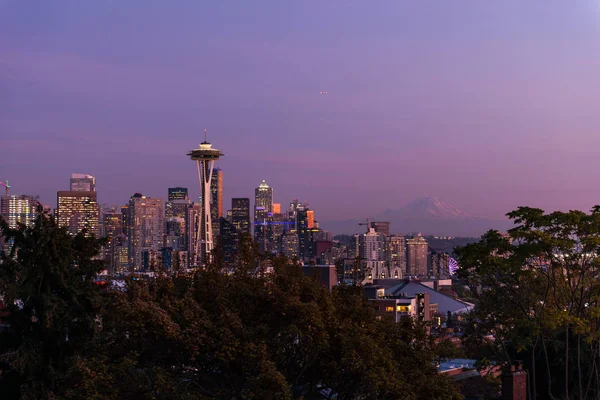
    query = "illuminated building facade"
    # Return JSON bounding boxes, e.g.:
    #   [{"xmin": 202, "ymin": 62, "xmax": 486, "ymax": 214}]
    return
[
  {"xmin": 70, "ymin": 173, "xmax": 96, "ymax": 192},
  {"xmin": 231, "ymin": 198, "xmax": 250, "ymax": 234},
  {"xmin": 57, "ymin": 191, "xmax": 99, "ymax": 237},
  {"xmin": 127, "ymin": 193, "xmax": 164, "ymax": 270},
  {"xmin": 254, "ymin": 180, "xmax": 273, "ymax": 251},
  {"xmin": 386, "ymin": 235, "xmax": 406, "ymax": 278},
  {"xmin": 406, "ymin": 233, "xmax": 429, "ymax": 277},
  {"xmin": 1, "ymin": 194, "xmax": 39, "ymax": 229}
]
